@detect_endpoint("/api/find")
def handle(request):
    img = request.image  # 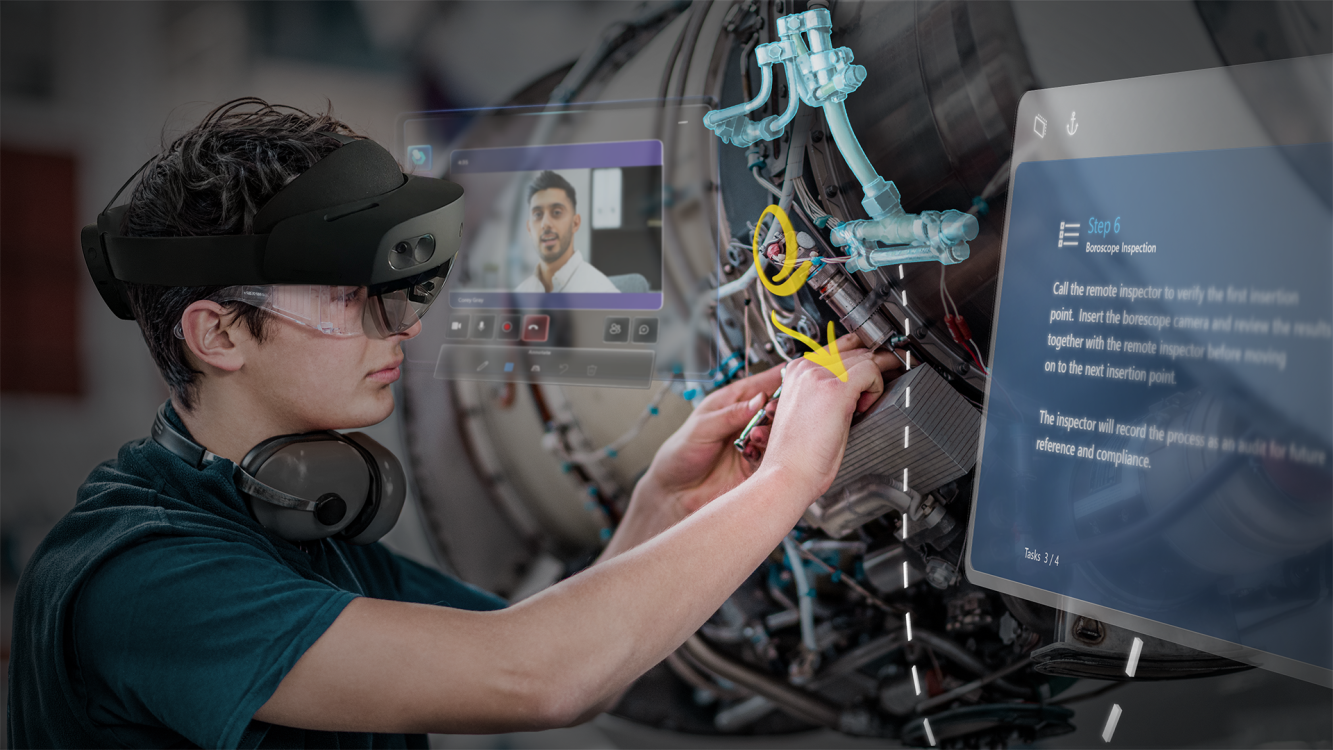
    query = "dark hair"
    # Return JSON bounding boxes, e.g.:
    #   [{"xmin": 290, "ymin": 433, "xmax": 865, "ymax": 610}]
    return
[
  {"xmin": 122, "ymin": 97, "xmax": 363, "ymax": 410},
  {"xmin": 526, "ymin": 170, "xmax": 577, "ymax": 209}
]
